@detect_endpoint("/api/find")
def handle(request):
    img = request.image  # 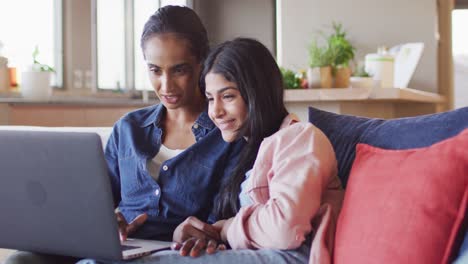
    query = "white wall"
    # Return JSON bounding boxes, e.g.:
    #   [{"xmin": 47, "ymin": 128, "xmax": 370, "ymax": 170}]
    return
[
  {"xmin": 277, "ymin": 0, "xmax": 438, "ymax": 93},
  {"xmin": 195, "ymin": 0, "xmax": 276, "ymax": 54}
]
